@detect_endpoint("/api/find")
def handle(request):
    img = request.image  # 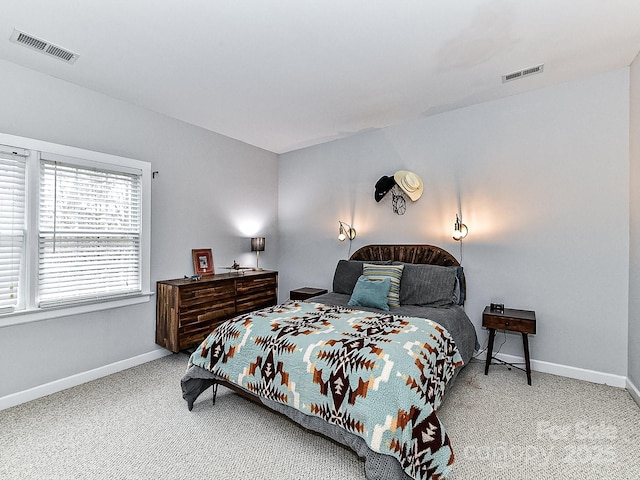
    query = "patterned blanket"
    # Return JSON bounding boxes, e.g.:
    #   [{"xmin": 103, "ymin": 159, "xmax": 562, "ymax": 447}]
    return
[{"xmin": 188, "ymin": 301, "xmax": 463, "ymax": 480}]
